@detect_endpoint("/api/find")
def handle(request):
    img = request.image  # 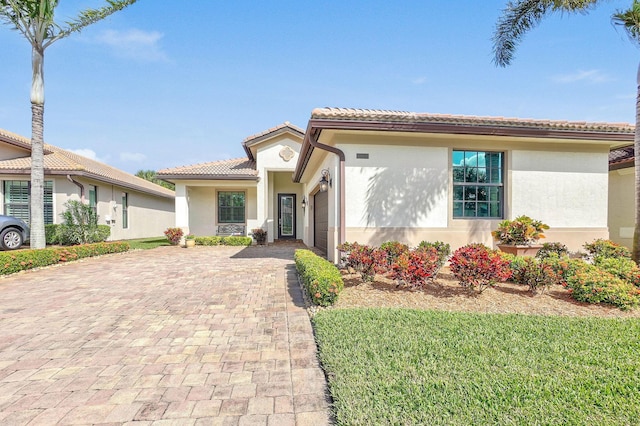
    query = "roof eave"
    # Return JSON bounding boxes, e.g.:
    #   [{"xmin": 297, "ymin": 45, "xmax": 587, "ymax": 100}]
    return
[{"xmin": 157, "ymin": 174, "xmax": 259, "ymax": 181}]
